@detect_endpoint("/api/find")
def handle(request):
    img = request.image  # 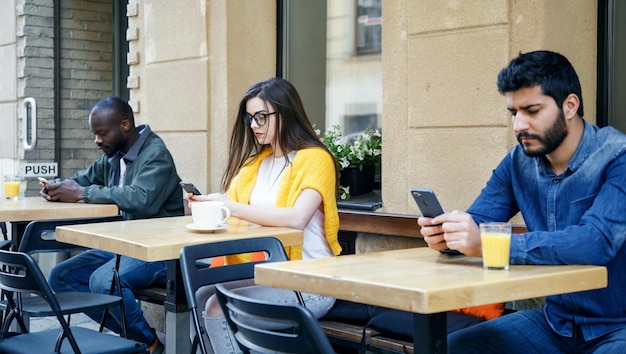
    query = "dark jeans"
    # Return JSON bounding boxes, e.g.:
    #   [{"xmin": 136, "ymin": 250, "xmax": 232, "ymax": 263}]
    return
[{"xmin": 448, "ymin": 308, "xmax": 626, "ymax": 353}]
